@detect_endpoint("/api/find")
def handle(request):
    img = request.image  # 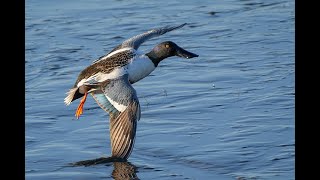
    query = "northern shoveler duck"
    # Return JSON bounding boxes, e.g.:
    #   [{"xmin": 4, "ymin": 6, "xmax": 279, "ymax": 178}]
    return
[{"xmin": 64, "ymin": 23, "xmax": 198, "ymax": 160}]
